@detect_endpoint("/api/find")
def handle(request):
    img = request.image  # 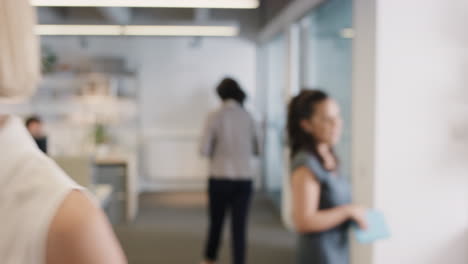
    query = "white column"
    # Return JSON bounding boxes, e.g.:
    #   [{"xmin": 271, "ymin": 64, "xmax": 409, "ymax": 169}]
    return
[
  {"xmin": 354, "ymin": 0, "xmax": 468, "ymax": 263},
  {"xmin": 373, "ymin": 0, "xmax": 468, "ymax": 263},
  {"xmin": 351, "ymin": 0, "xmax": 377, "ymax": 263}
]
